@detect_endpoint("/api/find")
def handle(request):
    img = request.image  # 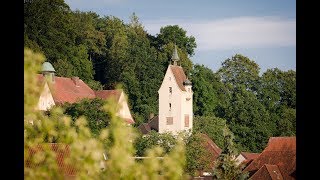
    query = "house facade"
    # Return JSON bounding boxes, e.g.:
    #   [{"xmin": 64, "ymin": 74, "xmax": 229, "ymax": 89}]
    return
[{"xmin": 37, "ymin": 62, "xmax": 134, "ymax": 124}]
